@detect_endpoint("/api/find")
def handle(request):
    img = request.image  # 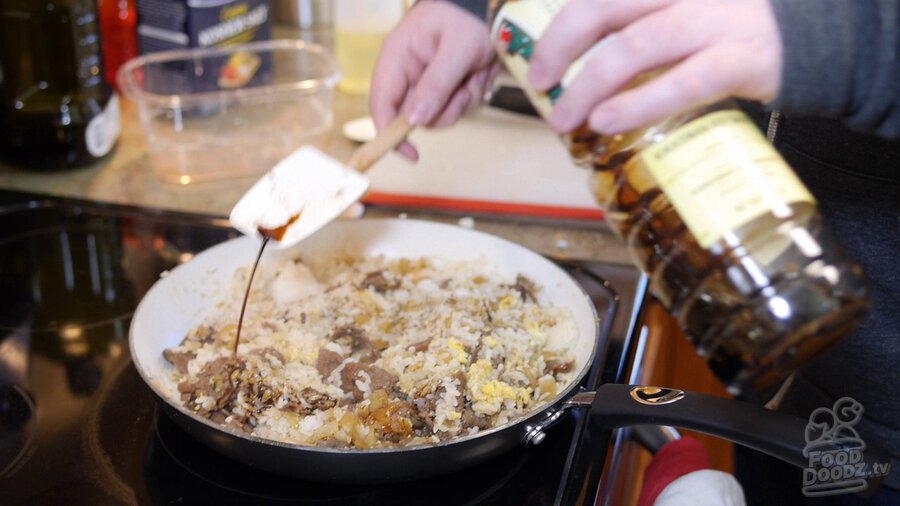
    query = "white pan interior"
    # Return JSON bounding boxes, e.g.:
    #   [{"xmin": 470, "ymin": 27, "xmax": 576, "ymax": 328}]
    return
[{"xmin": 130, "ymin": 218, "xmax": 600, "ymax": 440}]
